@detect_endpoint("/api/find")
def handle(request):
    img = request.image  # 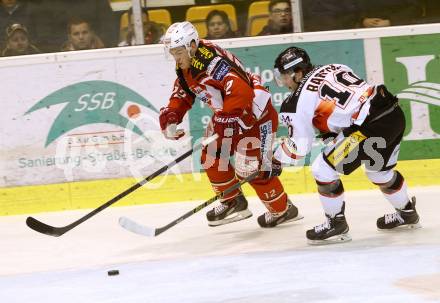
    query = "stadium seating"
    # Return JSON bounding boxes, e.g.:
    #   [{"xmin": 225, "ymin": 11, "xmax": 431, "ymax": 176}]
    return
[
  {"xmin": 185, "ymin": 4, "xmax": 237, "ymax": 38},
  {"xmin": 119, "ymin": 9, "xmax": 171, "ymax": 41},
  {"xmin": 246, "ymin": 1, "xmax": 269, "ymax": 36}
]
